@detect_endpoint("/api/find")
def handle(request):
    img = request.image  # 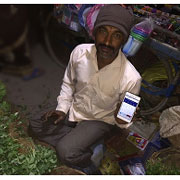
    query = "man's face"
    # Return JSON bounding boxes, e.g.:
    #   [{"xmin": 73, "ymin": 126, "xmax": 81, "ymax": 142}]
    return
[{"xmin": 95, "ymin": 25, "xmax": 124, "ymax": 61}]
